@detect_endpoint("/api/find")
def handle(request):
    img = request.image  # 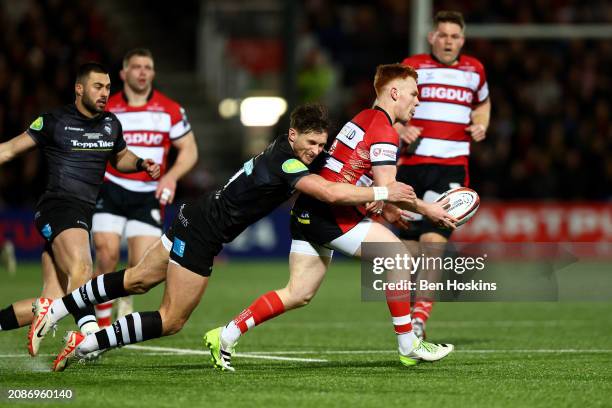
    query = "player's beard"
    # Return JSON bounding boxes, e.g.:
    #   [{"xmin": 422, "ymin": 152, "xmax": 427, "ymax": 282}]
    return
[{"xmin": 82, "ymin": 91, "xmax": 105, "ymax": 116}]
